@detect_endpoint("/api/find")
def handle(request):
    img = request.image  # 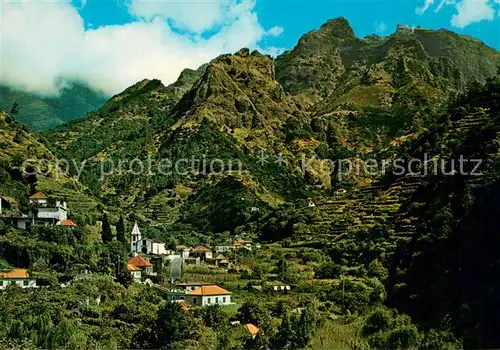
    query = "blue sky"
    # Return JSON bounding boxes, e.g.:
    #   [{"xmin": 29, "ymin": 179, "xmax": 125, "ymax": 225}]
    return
[
  {"xmin": 2, "ymin": 0, "xmax": 500, "ymax": 96},
  {"xmin": 77, "ymin": 0, "xmax": 500, "ymax": 49}
]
